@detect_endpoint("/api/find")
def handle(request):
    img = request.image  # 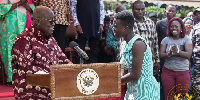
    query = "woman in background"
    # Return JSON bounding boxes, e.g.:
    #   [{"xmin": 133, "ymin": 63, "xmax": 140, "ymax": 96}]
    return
[
  {"xmin": 160, "ymin": 17, "xmax": 193, "ymax": 99},
  {"xmin": 182, "ymin": 17, "xmax": 194, "ymax": 39},
  {"xmin": 182, "ymin": 17, "xmax": 194, "ymax": 91},
  {"xmin": 0, "ymin": 0, "xmax": 34, "ymax": 83},
  {"xmin": 114, "ymin": 10, "xmax": 160, "ymax": 100}
]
